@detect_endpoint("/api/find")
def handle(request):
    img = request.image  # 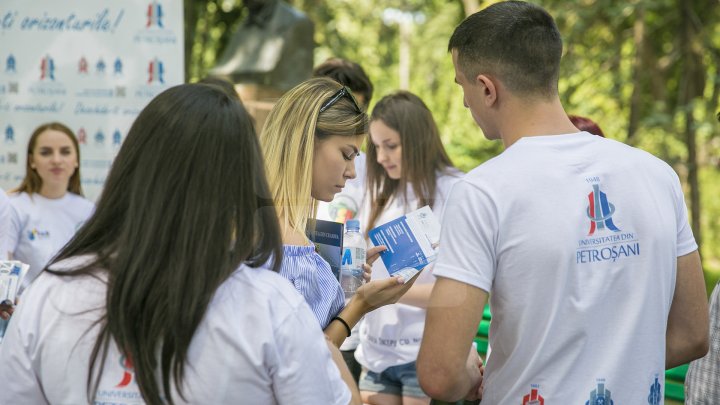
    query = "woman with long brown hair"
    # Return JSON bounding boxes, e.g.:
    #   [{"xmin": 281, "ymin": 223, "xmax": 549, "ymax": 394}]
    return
[{"xmin": 357, "ymin": 91, "xmax": 464, "ymax": 405}]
